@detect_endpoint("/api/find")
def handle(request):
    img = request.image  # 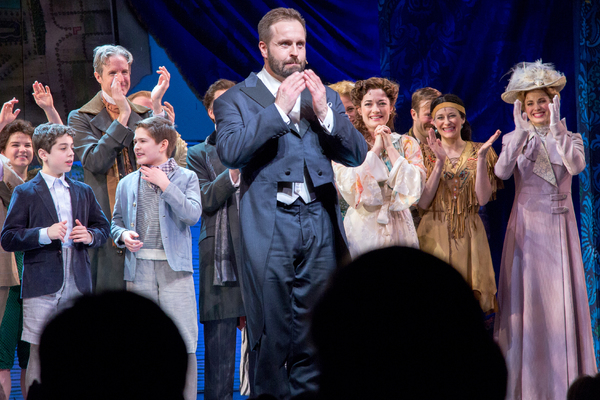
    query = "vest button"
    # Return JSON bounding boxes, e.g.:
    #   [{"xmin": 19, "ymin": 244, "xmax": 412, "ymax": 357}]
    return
[{"xmin": 285, "ymin": 171, "xmax": 291, "ymax": 176}]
